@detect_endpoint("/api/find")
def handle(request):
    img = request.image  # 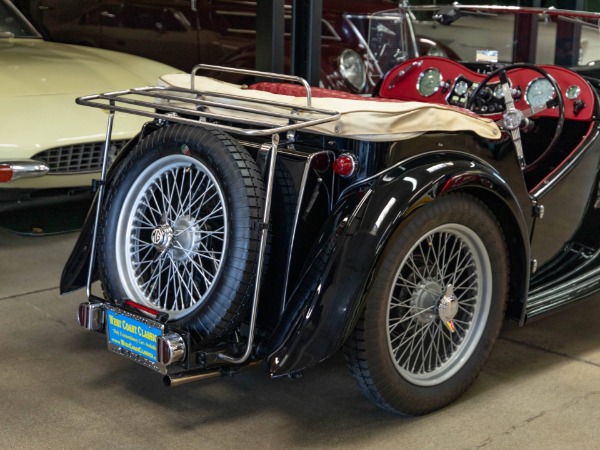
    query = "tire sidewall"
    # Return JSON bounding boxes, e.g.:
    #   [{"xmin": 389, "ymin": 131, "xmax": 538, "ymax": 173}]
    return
[{"xmin": 362, "ymin": 194, "xmax": 508, "ymax": 413}]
